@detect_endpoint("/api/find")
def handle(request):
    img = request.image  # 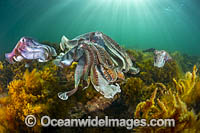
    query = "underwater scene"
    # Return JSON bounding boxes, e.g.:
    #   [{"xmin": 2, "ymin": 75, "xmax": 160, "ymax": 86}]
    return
[{"xmin": 0, "ymin": 0, "xmax": 200, "ymax": 132}]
